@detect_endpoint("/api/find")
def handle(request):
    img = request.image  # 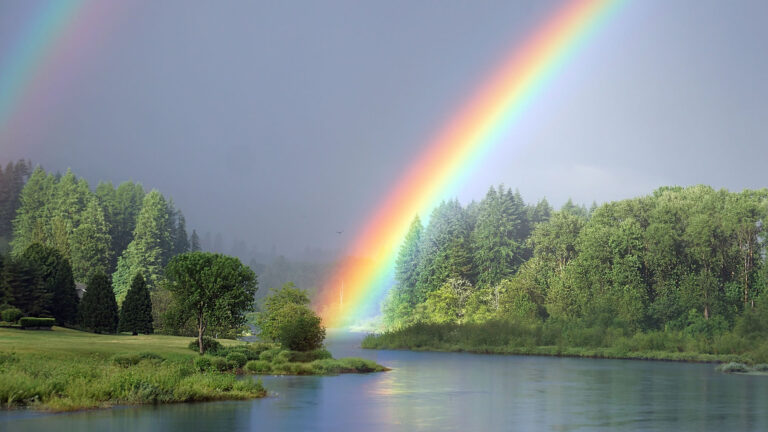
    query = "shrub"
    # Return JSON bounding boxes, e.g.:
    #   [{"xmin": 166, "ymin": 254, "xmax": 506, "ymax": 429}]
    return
[
  {"xmin": 274, "ymin": 304, "xmax": 326, "ymax": 351},
  {"xmin": 188, "ymin": 337, "xmax": 223, "ymax": 353},
  {"xmin": 717, "ymin": 362, "xmax": 749, "ymax": 373},
  {"xmin": 194, "ymin": 356, "xmax": 213, "ymax": 372},
  {"xmin": 246, "ymin": 342, "xmax": 276, "ymax": 358},
  {"xmin": 245, "ymin": 360, "xmax": 272, "ymax": 374},
  {"xmin": 226, "ymin": 352, "xmax": 247, "ymax": 368},
  {"xmin": 210, "ymin": 357, "xmax": 230, "ymax": 372},
  {"xmin": 1, "ymin": 307, "xmax": 23, "ymax": 324},
  {"xmin": 752, "ymin": 363, "xmax": 768, "ymax": 372},
  {"xmin": 271, "ymin": 362, "xmax": 314, "ymax": 375},
  {"xmin": 276, "ymin": 349, "xmax": 332, "ymax": 363},
  {"xmin": 259, "ymin": 347, "xmax": 282, "ymax": 362},
  {"xmin": 19, "ymin": 317, "xmax": 55, "ymax": 329}
]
